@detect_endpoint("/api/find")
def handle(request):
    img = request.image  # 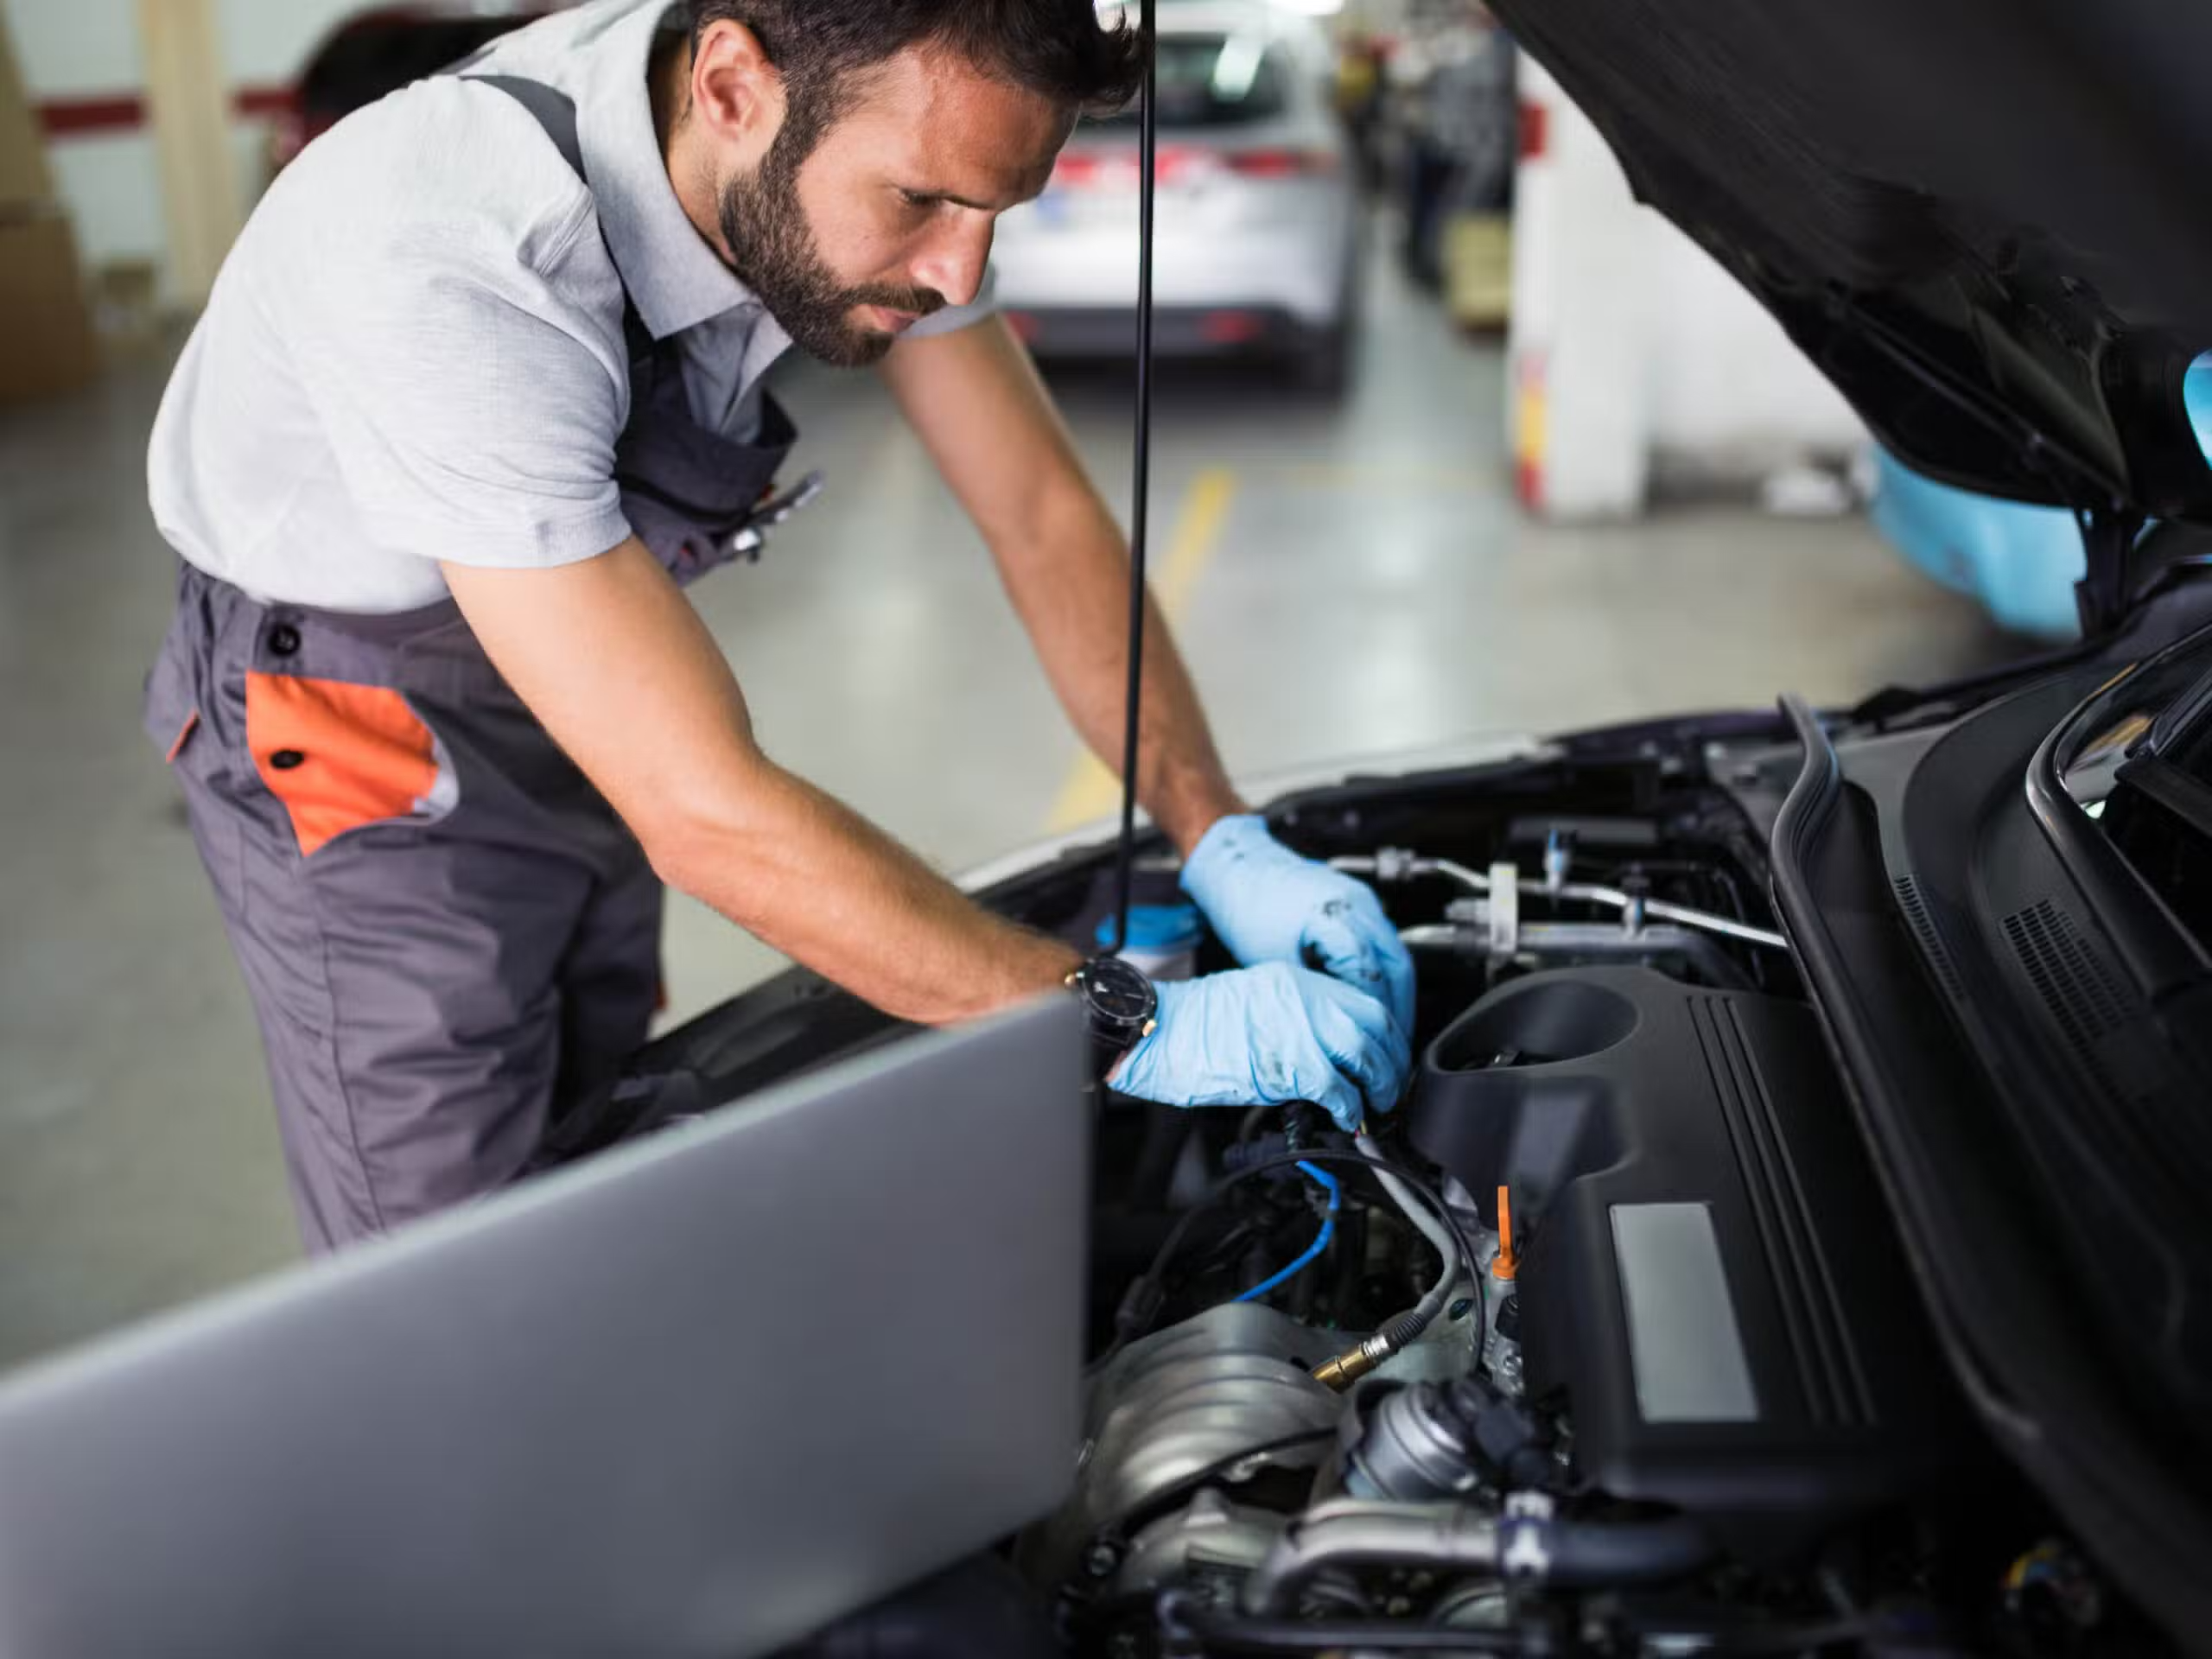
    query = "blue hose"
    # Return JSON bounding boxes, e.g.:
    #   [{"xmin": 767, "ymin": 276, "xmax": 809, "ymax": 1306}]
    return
[{"xmin": 1233, "ymin": 1162, "xmax": 1341, "ymax": 1304}]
